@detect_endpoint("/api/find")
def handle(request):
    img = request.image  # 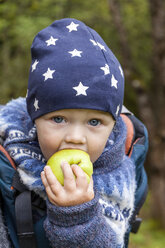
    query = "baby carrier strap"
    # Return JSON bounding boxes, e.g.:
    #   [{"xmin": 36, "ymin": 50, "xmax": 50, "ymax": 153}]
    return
[
  {"xmin": 0, "ymin": 144, "xmax": 16, "ymax": 170},
  {"xmin": 13, "ymin": 172, "xmax": 37, "ymax": 248},
  {"xmin": 13, "ymin": 171, "xmax": 47, "ymax": 248},
  {"xmin": 0, "ymin": 144, "xmax": 37, "ymax": 248},
  {"xmin": 15, "ymin": 190, "xmax": 36, "ymax": 248},
  {"xmin": 120, "ymin": 113, "xmax": 135, "ymax": 156},
  {"xmin": 121, "ymin": 109, "xmax": 148, "ymax": 236}
]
